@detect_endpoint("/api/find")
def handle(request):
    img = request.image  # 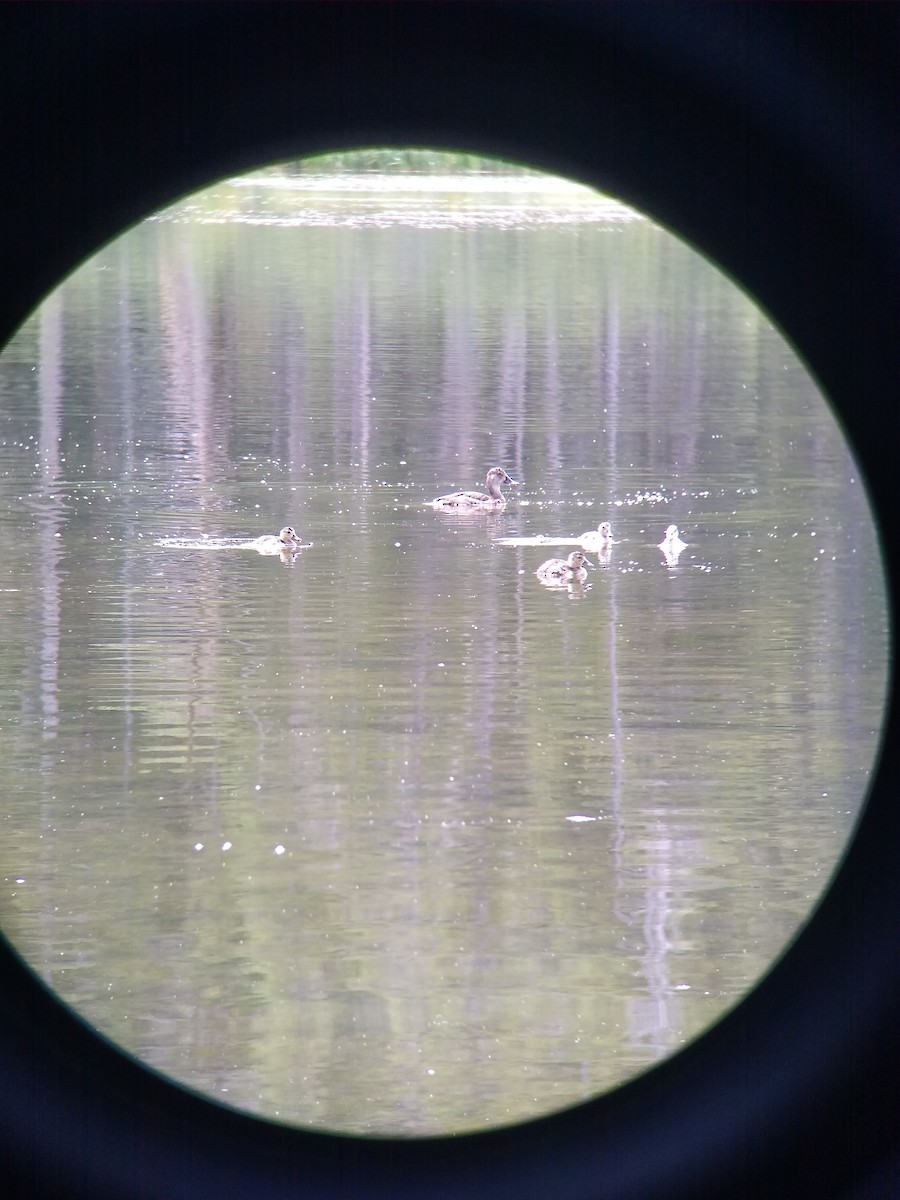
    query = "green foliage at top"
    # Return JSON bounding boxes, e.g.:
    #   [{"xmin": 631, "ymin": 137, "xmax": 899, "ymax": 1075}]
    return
[{"xmin": 266, "ymin": 148, "xmax": 544, "ymax": 177}]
